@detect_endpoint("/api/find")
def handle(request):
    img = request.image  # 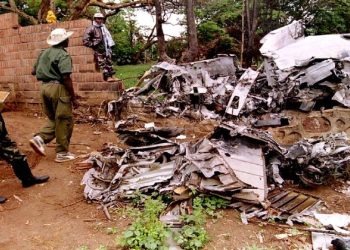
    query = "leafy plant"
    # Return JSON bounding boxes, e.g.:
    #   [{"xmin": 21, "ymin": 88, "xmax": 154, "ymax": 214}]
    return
[
  {"xmin": 174, "ymin": 197, "xmax": 209, "ymax": 250},
  {"xmin": 175, "ymin": 225, "xmax": 208, "ymax": 250},
  {"xmin": 196, "ymin": 195, "xmax": 230, "ymax": 217},
  {"xmin": 119, "ymin": 198, "xmax": 169, "ymax": 250}
]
